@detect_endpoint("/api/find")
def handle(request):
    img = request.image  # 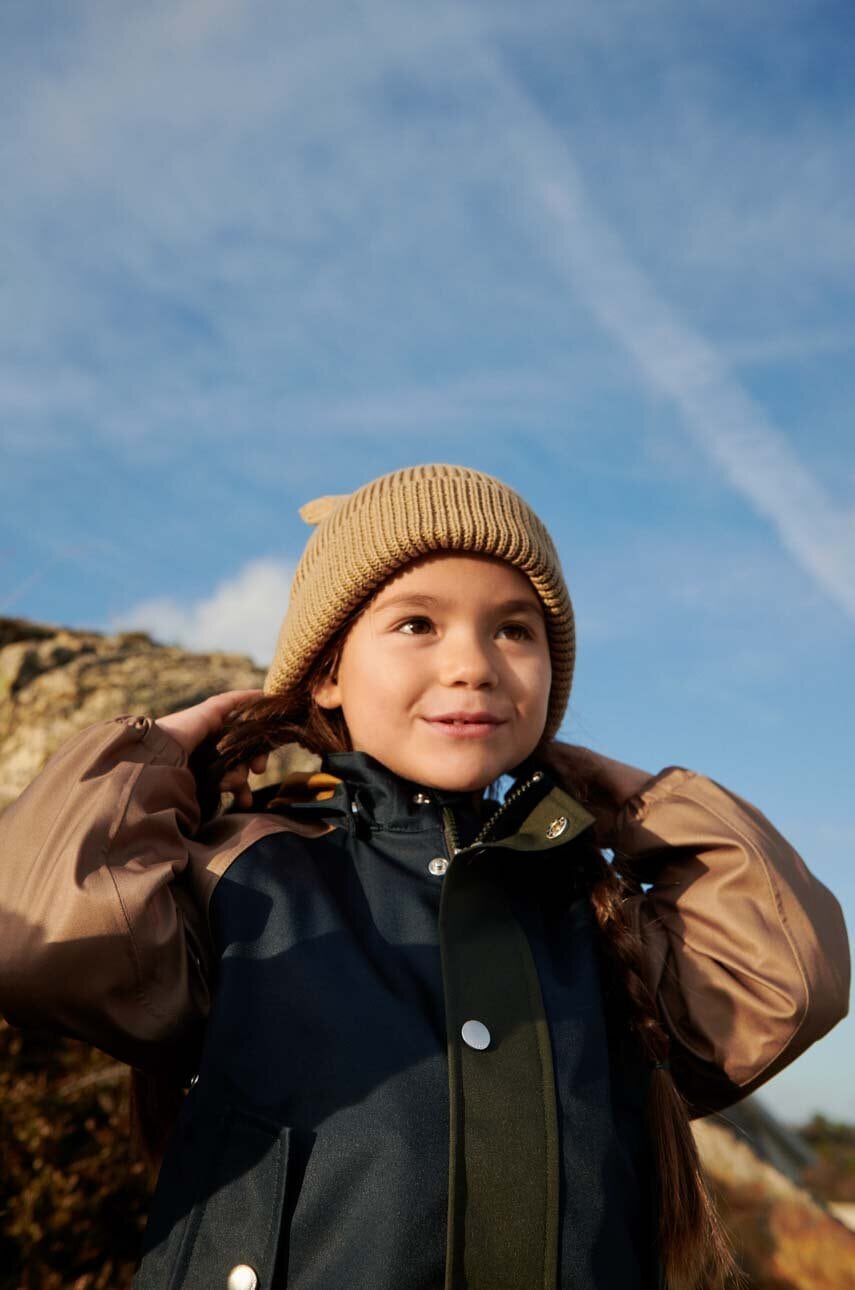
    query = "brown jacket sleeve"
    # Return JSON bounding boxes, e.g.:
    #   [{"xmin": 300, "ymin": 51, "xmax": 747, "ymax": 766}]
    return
[
  {"xmin": 611, "ymin": 767, "xmax": 851, "ymax": 1115},
  {"xmin": 0, "ymin": 715, "xmax": 290, "ymax": 1078}
]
